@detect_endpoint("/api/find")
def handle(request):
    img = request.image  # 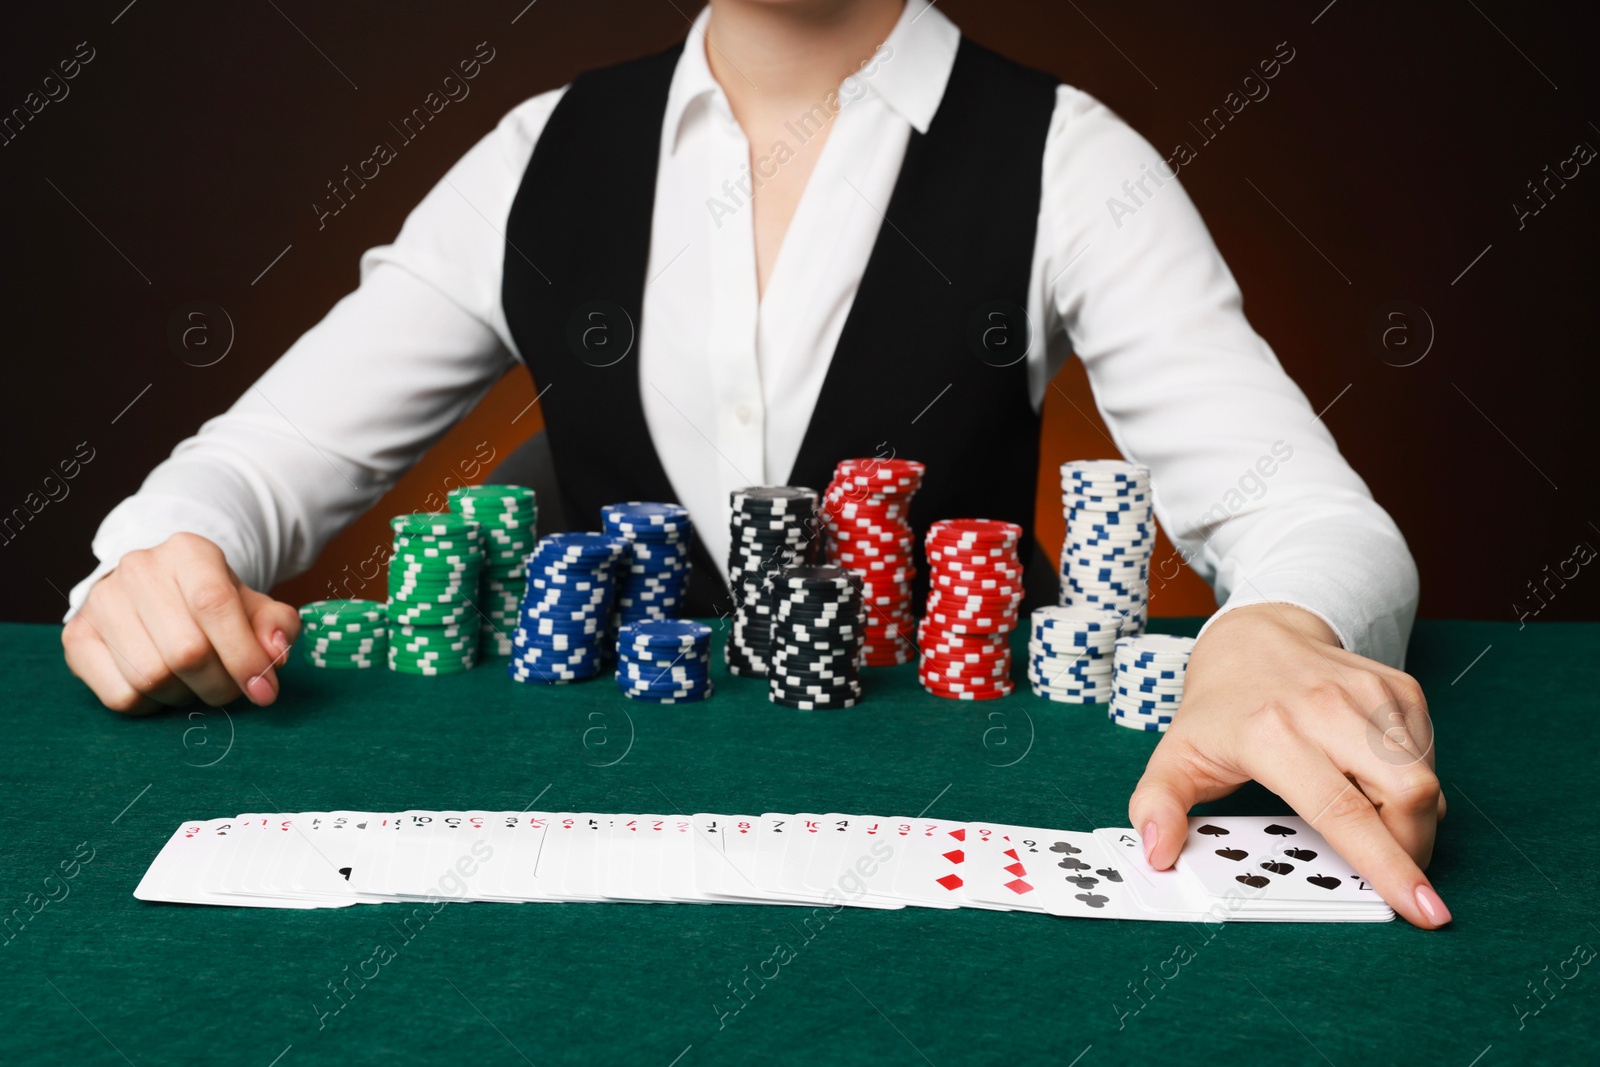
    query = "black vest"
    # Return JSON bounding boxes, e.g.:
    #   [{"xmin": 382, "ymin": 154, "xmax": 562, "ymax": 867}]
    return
[{"xmin": 502, "ymin": 37, "xmax": 1059, "ymax": 615}]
